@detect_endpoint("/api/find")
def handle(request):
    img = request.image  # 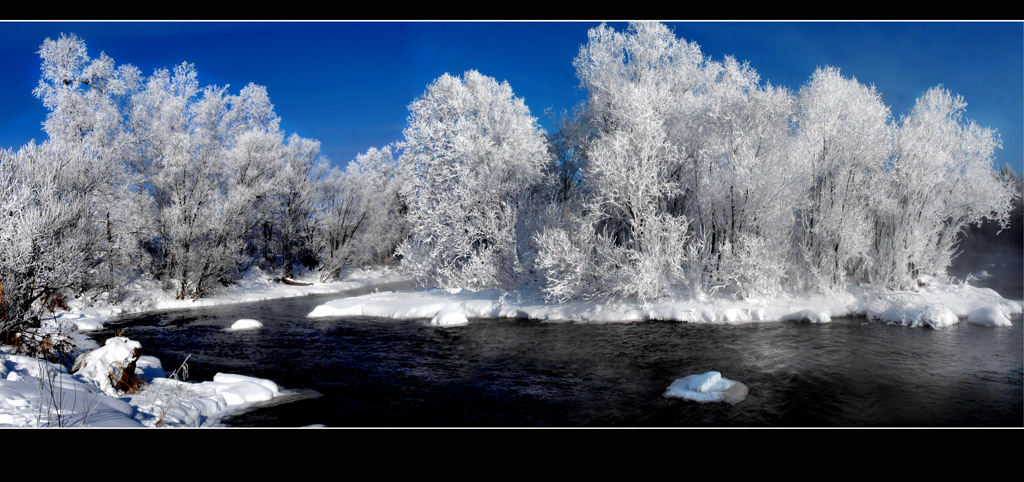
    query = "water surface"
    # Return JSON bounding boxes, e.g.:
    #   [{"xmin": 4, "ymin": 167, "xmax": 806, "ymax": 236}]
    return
[{"xmin": 96, "ymin": 291, "xmax": 1023, "ymax": 427}]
